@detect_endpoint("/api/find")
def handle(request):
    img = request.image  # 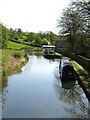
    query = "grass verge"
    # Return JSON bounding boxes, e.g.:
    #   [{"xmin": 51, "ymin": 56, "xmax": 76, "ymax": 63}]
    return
[
  {"xmin": 2, "ymin": 49, "xmax": 28, "ymax": 76},
  {"xmin": 55, "ymin": 52, "xmax": 90, "ymax": 93}
]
